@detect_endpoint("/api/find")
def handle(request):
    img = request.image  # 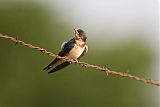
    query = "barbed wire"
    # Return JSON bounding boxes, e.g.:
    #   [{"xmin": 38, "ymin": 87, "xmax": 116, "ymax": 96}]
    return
[{"xmin": 0, "ymin": 33, "xmax": 159, "ymax": 86}]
